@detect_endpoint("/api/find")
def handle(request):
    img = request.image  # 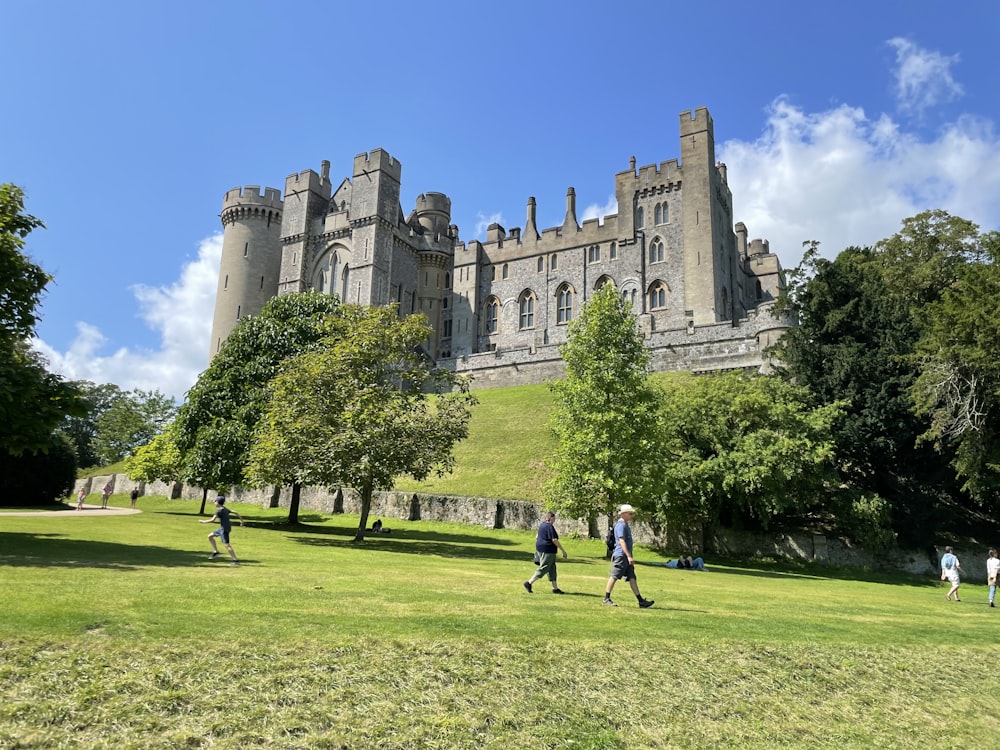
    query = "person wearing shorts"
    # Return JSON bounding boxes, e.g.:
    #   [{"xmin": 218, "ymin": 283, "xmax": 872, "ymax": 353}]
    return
[
  {"xmin": 603, "ymin": 504, "xmax": 654, "ymax": 609},
  {"xmin": 940, "ymin": 545, "xmax": 964, "ymax": 601},
  {"xmin": 200, "ymin": 496, "xmax": 244, "ymax": 565},
  {"xmin": 523, "ymin": 511, "xmax": 568, "ymax": 594}
]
